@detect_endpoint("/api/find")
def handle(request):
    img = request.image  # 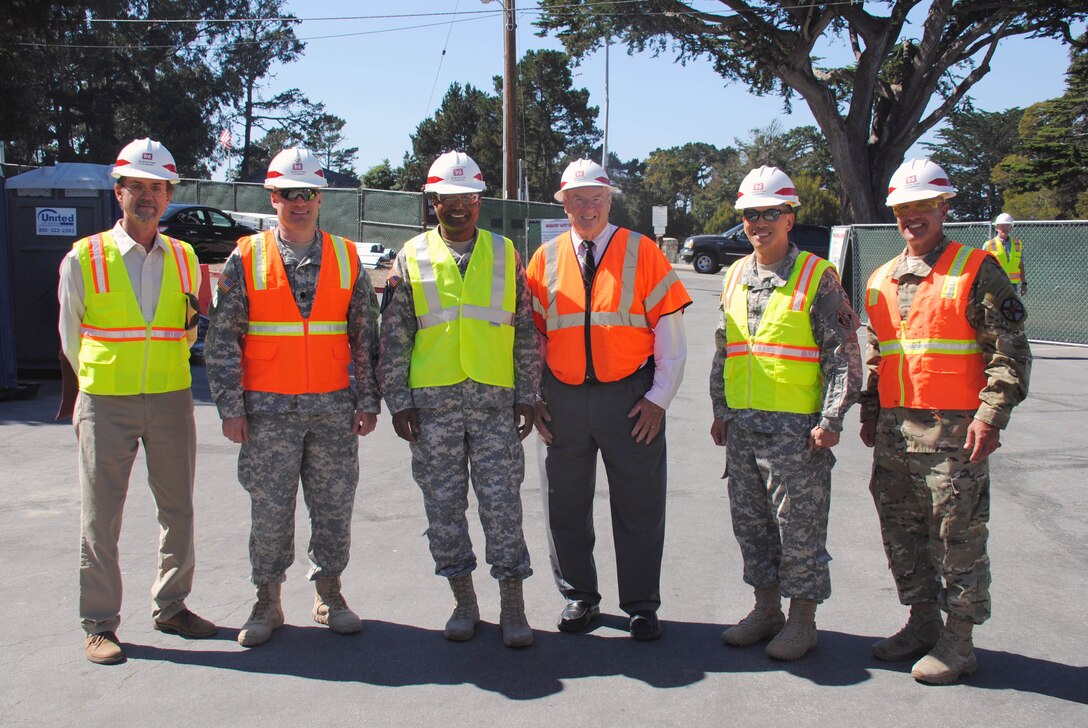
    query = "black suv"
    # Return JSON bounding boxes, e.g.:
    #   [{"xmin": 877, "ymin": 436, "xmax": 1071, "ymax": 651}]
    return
[
  {"xmin": 158, "ymin": 203, "xmax": 259, "ymax": 262},
  {"xmin": 680, "ymin": 223, "xmax": 832, "ymax": 274}
]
